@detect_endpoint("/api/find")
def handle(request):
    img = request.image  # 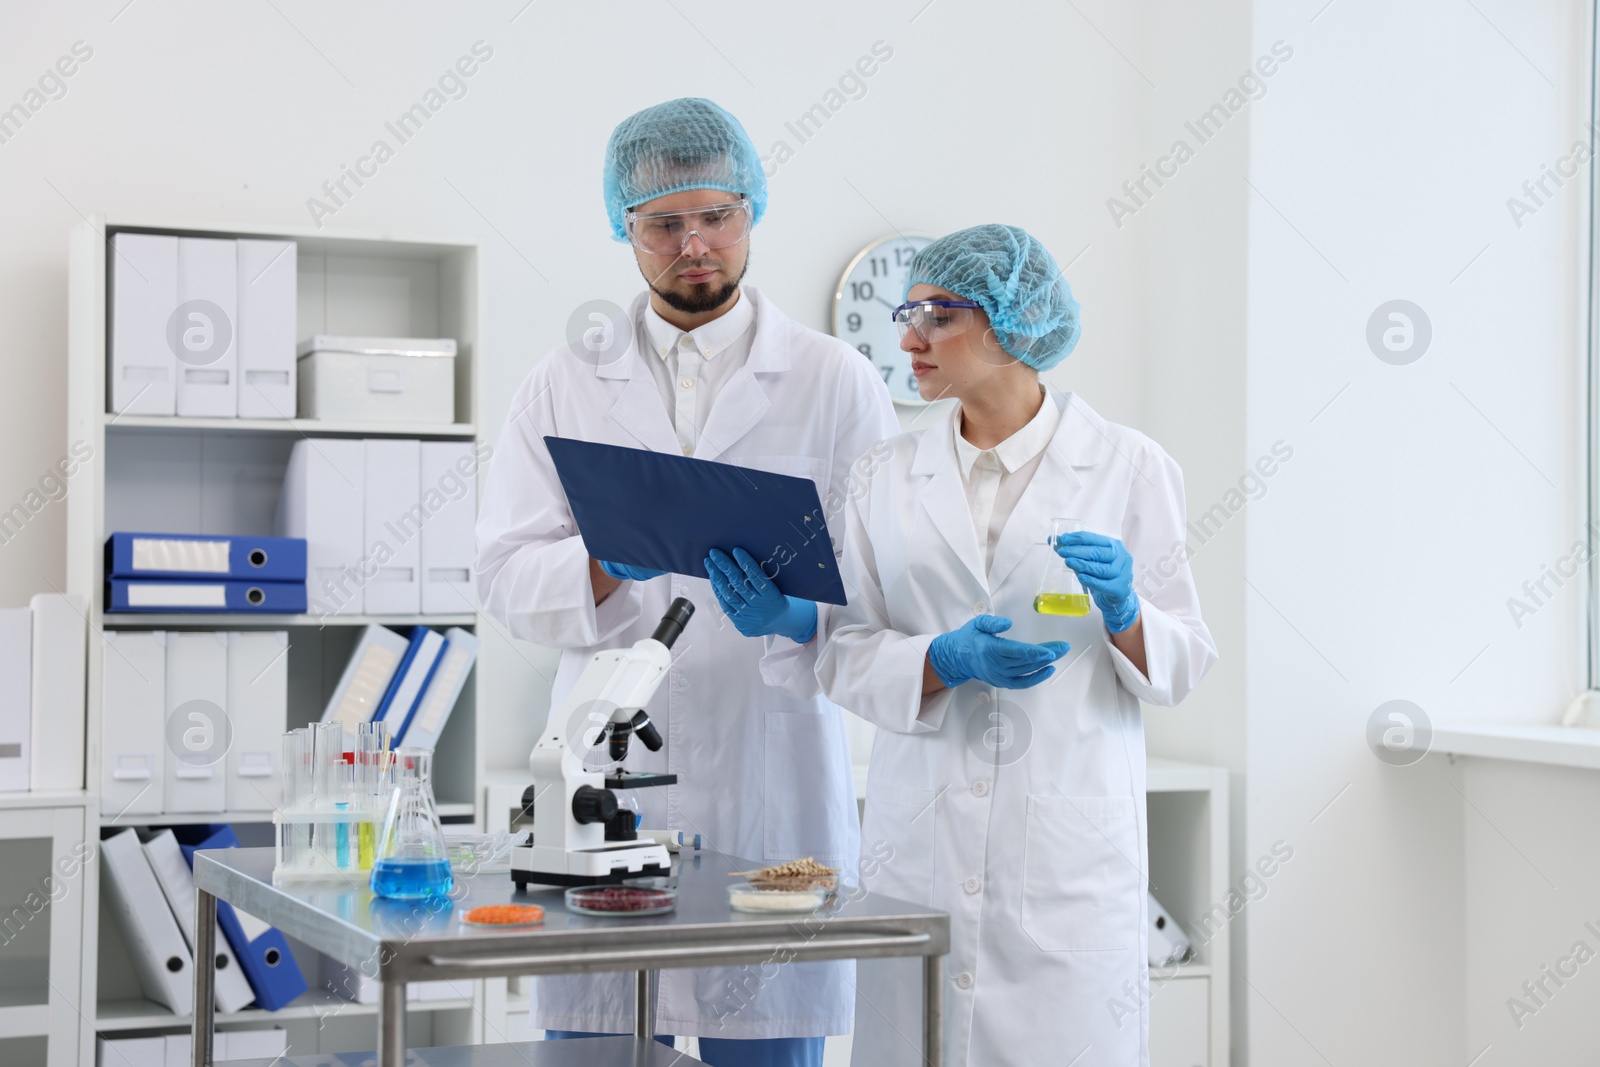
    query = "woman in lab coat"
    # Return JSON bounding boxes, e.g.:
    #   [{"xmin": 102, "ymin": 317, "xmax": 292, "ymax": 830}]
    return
[{"xmin": 816, "ymin": 225, "xmax": 1216, "ymax": 1067}]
